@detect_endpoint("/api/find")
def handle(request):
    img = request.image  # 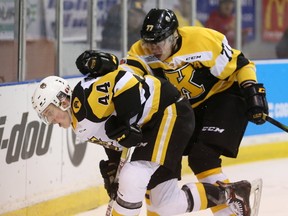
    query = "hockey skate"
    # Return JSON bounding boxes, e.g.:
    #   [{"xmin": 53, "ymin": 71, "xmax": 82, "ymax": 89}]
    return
[{"xmin": 217, "ymin": 180, "xmax": 251, "ymax": 216}]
